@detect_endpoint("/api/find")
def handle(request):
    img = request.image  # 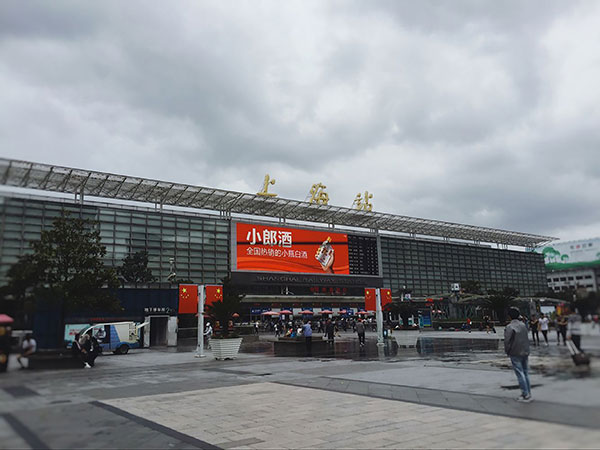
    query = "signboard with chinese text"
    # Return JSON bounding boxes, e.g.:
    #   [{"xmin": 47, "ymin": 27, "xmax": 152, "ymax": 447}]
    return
[
  {"xmin": 232, "ymin": 222, "xmax": 382, "ymax": 286},
  {"xmin": 535, "ymin": 238, "xmax": 600, "ymax": 269},
  {"xmin": 235, "ymin": 222, "xmax": 351, "ymax": 274}
]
